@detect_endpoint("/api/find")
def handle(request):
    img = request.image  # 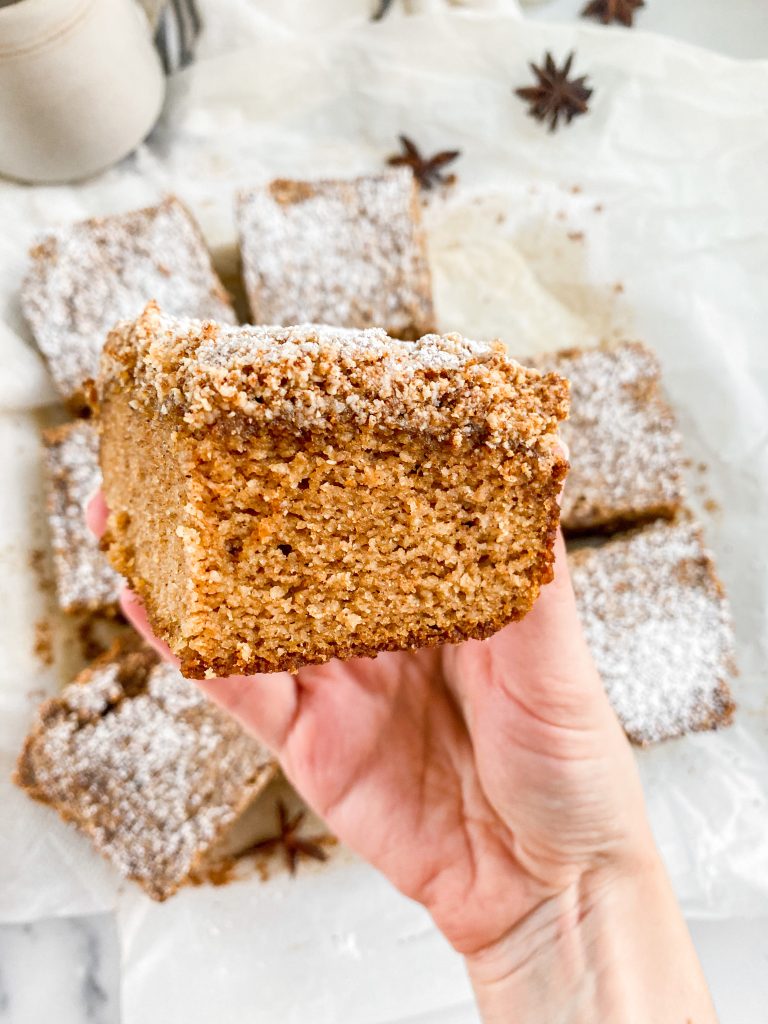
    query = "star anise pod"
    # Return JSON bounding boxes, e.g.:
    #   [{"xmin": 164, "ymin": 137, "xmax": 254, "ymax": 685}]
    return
[
  {"xmin": 371, "ymin": 0, "xmax": 395, "ymax": 21},
  {"xmin": 387, "ymin": 135, "xmax": 461, "ymax": 190},
  {"xmin": 581, "ymin": 0, "xmax": 644, "ymax": 27},
  {"xmin": 515, "ymin": 52, "xmax": 593, "ymax": 133},
  {"xmin": 248, "ymin": 801, "xmax": 328, "ymax": 875}
]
